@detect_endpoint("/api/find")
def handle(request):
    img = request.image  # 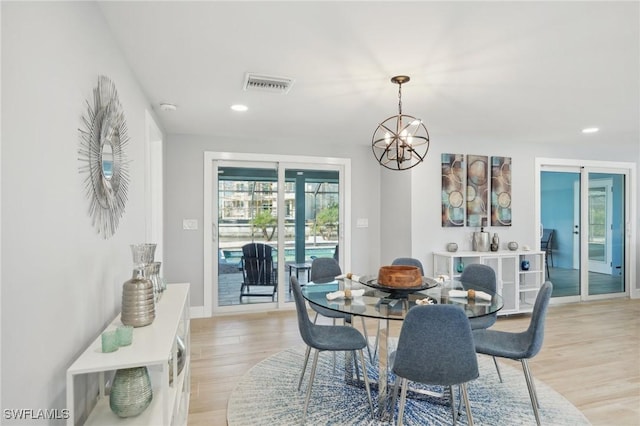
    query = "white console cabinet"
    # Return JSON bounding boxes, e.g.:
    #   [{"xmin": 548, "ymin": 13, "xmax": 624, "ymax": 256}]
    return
[
  {"xmin": 433, "ymin": 251, "xmax": 545, "ymax": 315},
  {"xmin": 67, "ymin": 283, "xmax": 190, "ymax": 426}
]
